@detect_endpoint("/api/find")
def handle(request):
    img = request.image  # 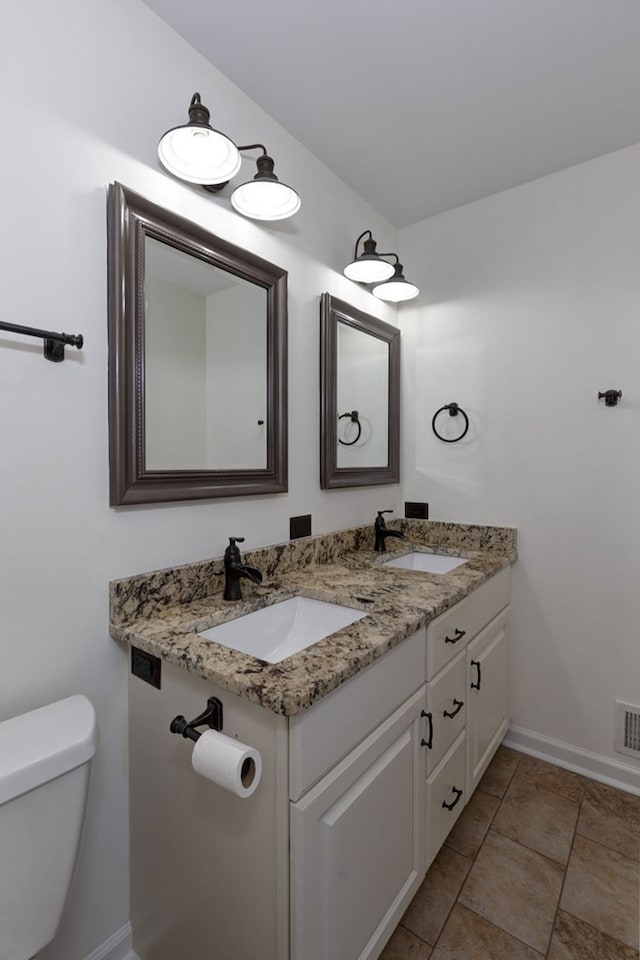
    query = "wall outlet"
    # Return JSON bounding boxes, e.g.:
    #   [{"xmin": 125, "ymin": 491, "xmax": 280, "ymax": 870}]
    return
[
  {"xmin": 290, "ymin": 514, "xmax": 312, "ymax": 539},
  {"xmin": 405, "ymin": 501, "xmax": 429, "ymax": 519},
  {"xmin": 131, "ymin": 646, "xmax": 161, "ymax": 689}
]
